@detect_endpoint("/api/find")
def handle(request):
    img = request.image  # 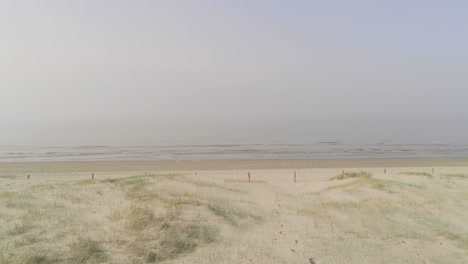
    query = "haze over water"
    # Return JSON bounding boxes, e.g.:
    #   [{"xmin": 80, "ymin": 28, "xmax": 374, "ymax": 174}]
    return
[
  {"xmin": 2, "ymin": 119, "xmax": 468, "ymax": 162},
  {"xmin": 1, "ymin": 2, "xmax": 468, "ymax": 162}
]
